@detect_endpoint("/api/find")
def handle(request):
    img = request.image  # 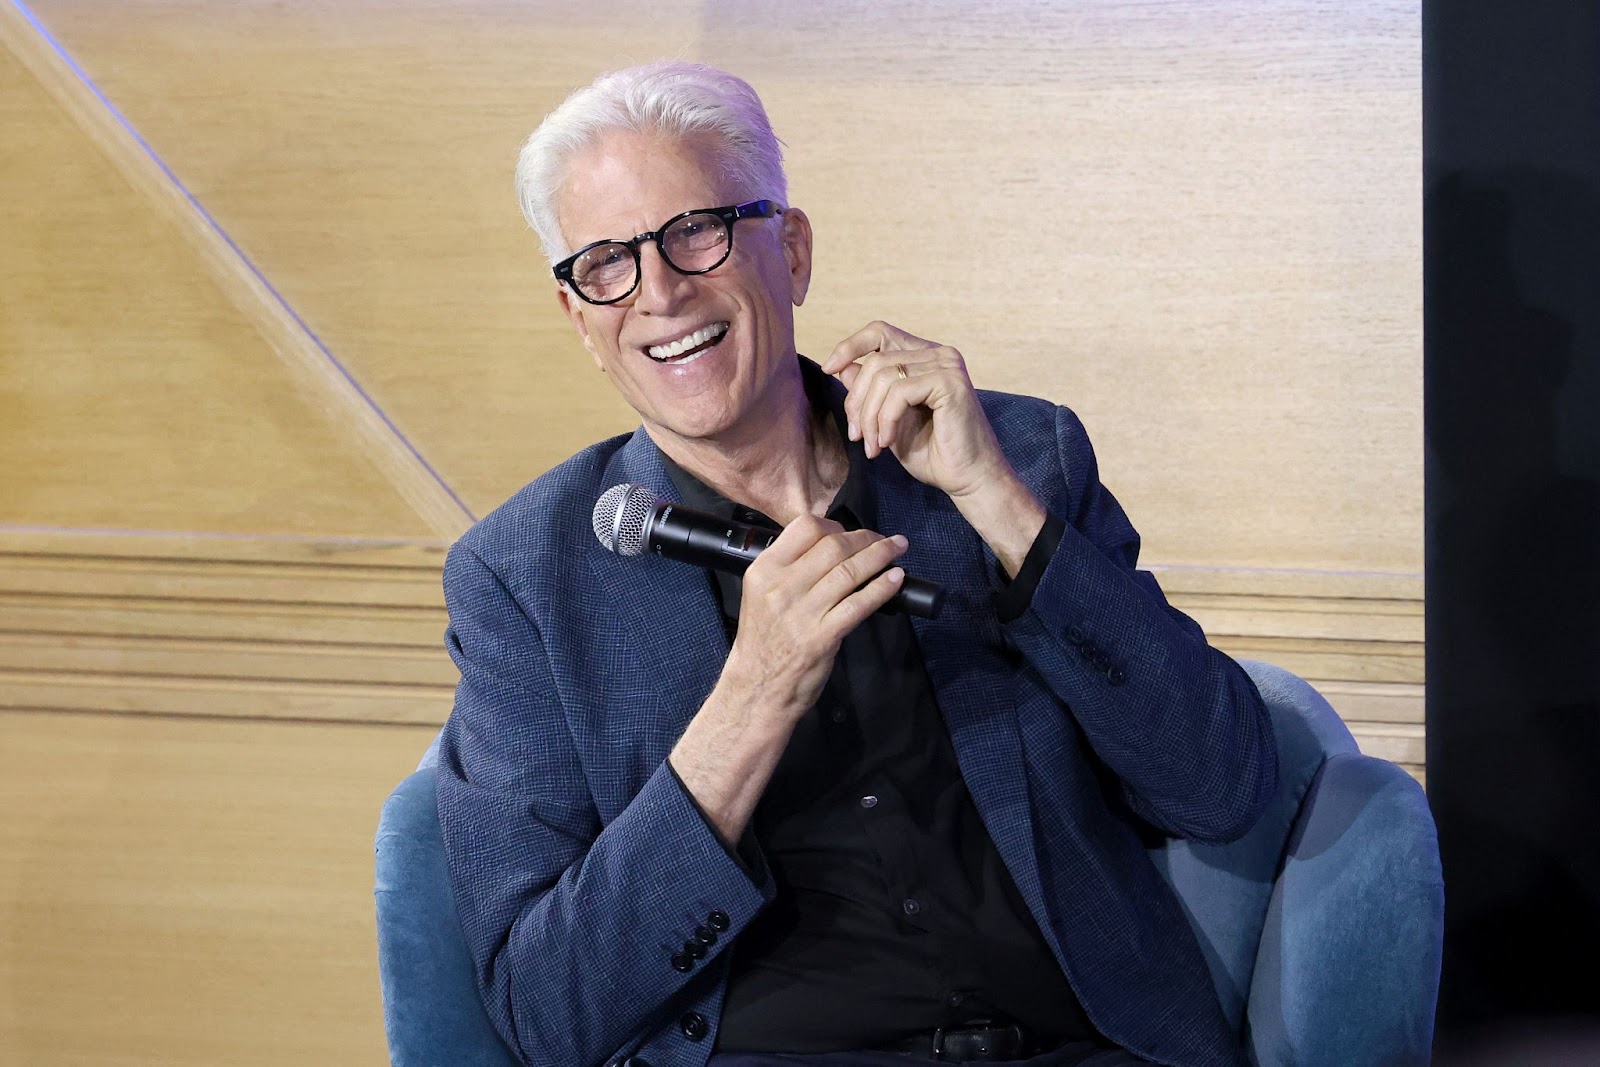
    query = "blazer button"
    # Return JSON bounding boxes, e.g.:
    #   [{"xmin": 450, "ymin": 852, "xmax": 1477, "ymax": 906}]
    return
[
  {"xmin": 706, "ymin": 910, "xmax": 731, "ymax": 931},
  {"xmin": 680, "ymin": 1011, "xmax": 709, "ymax": 1041},
  {"xmin": 670, "ymin": 951, "xmax": 693, "ymax": 973},
  {"xmin": 684, "ymin": 938, "xmax": 708, "ymax": 960},
  {"xmin": 622, "ymin": 1058, "xmax": 653, "ymax": 1067},
  {"xmin": 1065, "ymin": 625, "xmax": 1085, "ymax": 645},
  {"xmin": 691, "ymin": 925, "xmax": 717, "ymax": 946},
  {"xmin": 1108, "ymin": 666, "xmax": 1127, "ymax": 686}
]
